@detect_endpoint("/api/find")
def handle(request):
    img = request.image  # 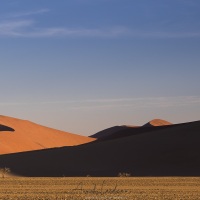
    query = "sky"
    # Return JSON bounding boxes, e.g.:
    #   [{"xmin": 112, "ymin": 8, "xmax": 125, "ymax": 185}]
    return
[{"xmin": 0, "ymin": 0, "xmax": 200, "ymax": 136}]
